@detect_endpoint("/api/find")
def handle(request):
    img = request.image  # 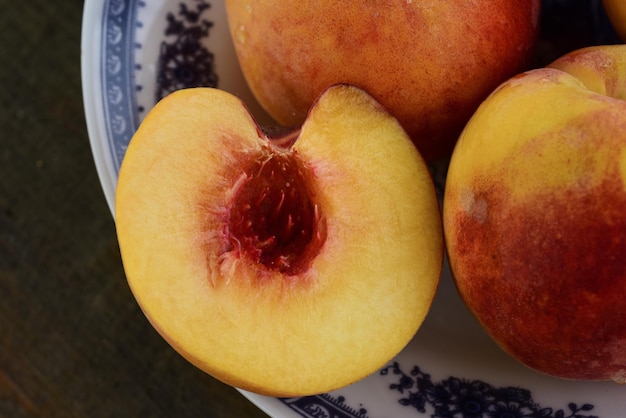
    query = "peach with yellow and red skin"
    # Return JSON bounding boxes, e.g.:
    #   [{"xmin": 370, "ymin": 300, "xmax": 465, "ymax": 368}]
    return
[
  {"xmin": 225, "ymin": 0, "xmax": 541, "ymax": 161},
  {"xmin": 604, "ymin": 0, "xmax": 626, "ymax": 42},
  {"xmin": 115, "ymin": 84, "xmax": 443, "ymax": 396},
  {"xmin": 443, "ymin": 45, "xmax": 626, "ymax": 382}
]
